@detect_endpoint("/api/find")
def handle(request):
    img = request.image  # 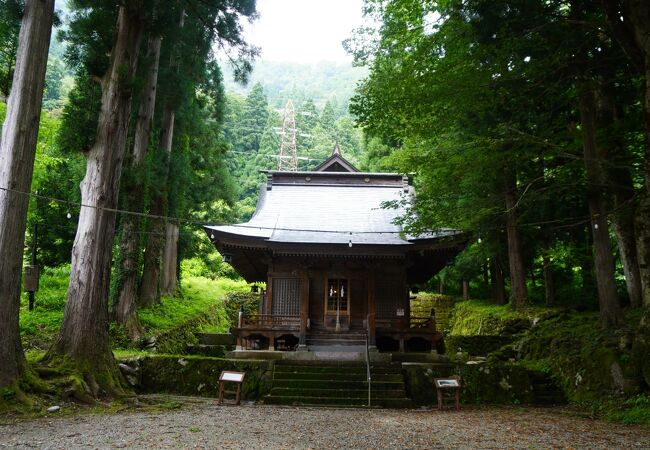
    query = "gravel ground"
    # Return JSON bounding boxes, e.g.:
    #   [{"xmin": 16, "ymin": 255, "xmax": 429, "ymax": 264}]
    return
[{"xmin": 1, "ymin": 396, "xmax": 649, "ymax": 449}]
